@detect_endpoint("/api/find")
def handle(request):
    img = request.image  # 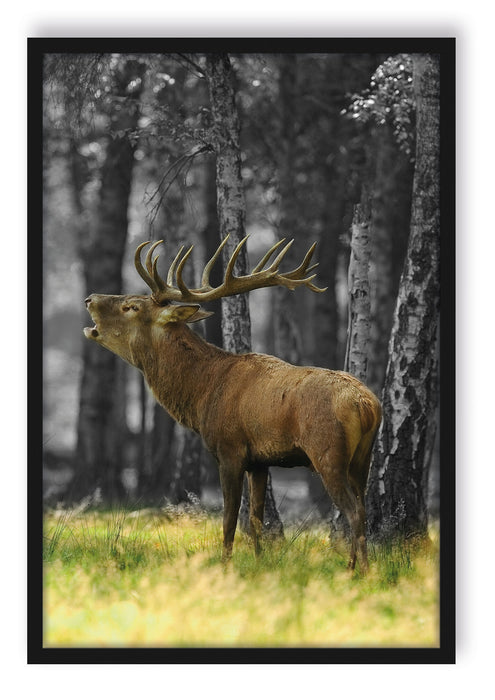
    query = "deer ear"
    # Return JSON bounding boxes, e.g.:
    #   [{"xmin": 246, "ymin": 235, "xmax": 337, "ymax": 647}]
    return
[
  {"xmin": 185, "ymin": 308, "xmax": 215, "ymax": 323},
  {"xmin": 156, "ymin": 304, "xmax": 213, "ymax": 326}
]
